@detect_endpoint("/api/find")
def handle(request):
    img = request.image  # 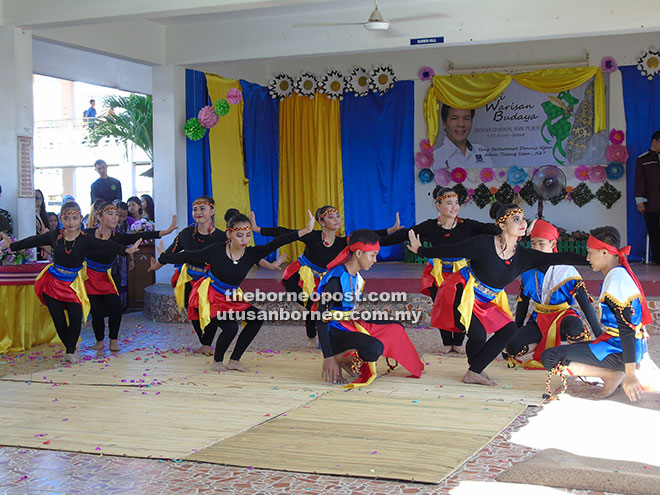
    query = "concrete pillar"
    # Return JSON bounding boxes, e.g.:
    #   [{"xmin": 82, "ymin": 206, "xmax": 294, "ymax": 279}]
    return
[
  {"xmin": 0, "ymin": 26, "xmax": 34, "ymax": 240},
  {"xmin": 152, "ymin": 64, "xmax": 187, "ymax": 283}
]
